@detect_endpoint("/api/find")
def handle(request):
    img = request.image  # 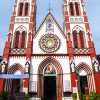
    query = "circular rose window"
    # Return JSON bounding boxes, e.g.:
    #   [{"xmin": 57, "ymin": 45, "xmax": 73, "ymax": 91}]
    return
[{"xmin": 39, "ymin": 34, "xmax": 60, "ymax": 53}]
